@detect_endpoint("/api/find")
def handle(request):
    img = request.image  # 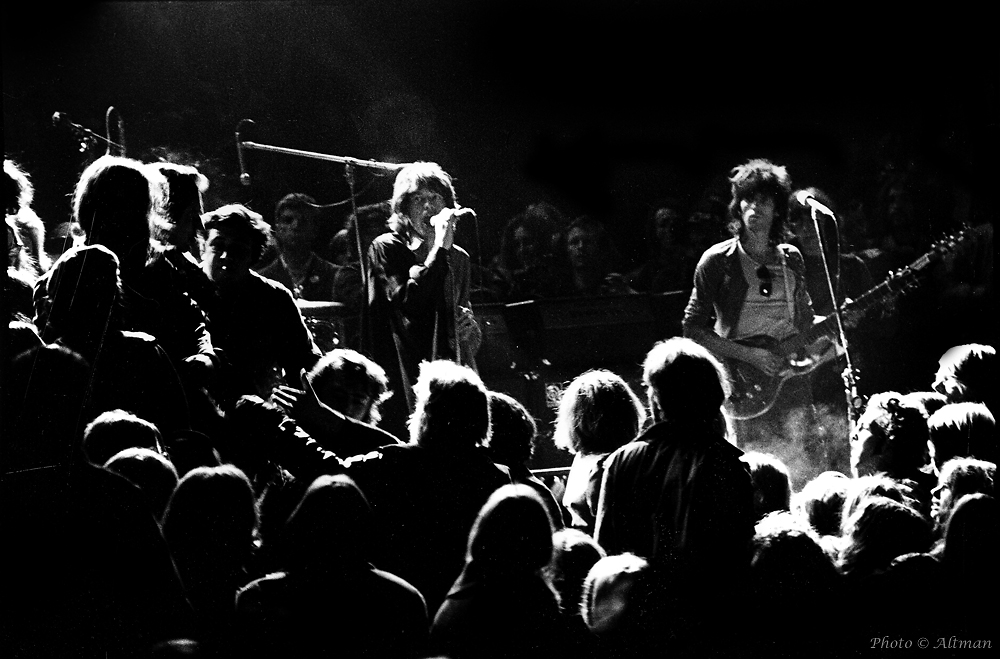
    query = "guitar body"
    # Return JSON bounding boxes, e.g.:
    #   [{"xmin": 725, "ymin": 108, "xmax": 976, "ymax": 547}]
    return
[
  {"xmin": 721, "ymin": 226, "xmax": 971, "ymax": 421},
  {"xmin": 724, "ymin": 335, "xmax": 826, "ymax": 420}
]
